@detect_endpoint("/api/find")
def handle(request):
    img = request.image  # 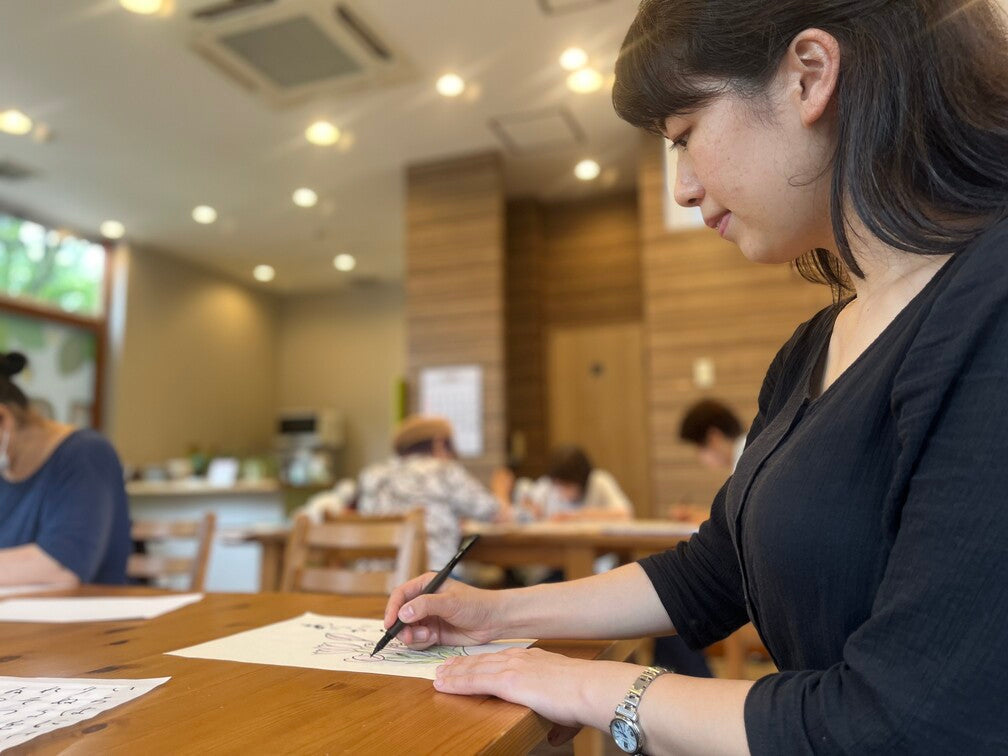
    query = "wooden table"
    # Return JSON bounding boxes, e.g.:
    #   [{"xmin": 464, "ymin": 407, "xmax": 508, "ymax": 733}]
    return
[
  {"xmin": 0, "ymin": 586, "xmax": 638, "ymax": 755},
  {"xmin": 226, "ymin": 519, "xmax": 699, "ymax": 593},
  {"xmin": 462, "ymin": 519, "xmax": 698, "ymax": 579},
  {"xmin": 219, "ymin": 524, "xmax": 291, "ymax": 592}
]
